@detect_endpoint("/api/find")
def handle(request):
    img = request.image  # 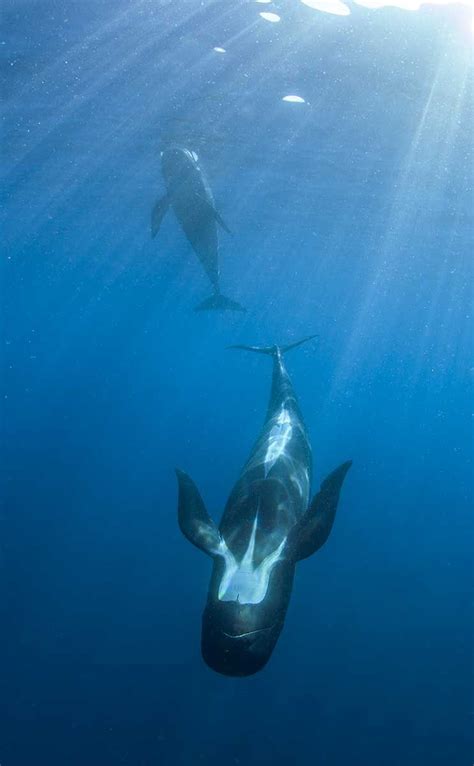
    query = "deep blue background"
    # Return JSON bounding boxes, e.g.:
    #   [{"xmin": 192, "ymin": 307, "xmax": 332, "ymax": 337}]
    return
[{"xmin": 1, "ymin": 1, "xmax": 473, "ymax": 765}]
